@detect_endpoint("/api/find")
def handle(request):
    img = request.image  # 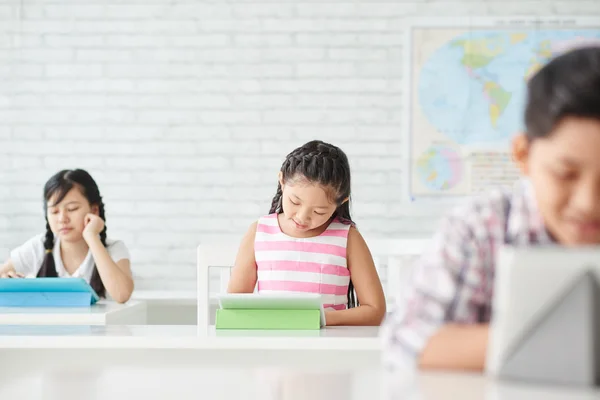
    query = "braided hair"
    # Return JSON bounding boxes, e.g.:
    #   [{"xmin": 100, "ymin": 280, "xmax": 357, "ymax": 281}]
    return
[
  {"xmin": 269, "ymin": 140, "xmax": 358, "ymax": 308},
  {"xmin": 38, "ymin": 169, "xmax": 108, "ymax": 298}
]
